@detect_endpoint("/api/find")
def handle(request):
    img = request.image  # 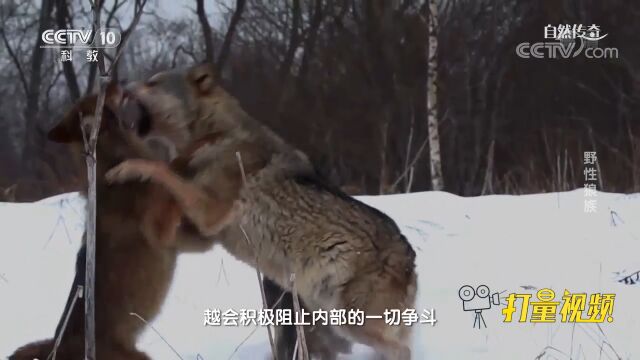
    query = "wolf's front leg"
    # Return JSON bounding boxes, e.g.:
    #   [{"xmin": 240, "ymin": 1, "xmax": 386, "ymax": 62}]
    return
[
  {"xmin": 105, "ymin": 158, "xmax": 167, "ymax": 184},
  {"xmin": 107, "ymin": 159, "xmax": 236, "ymax": 237}
]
